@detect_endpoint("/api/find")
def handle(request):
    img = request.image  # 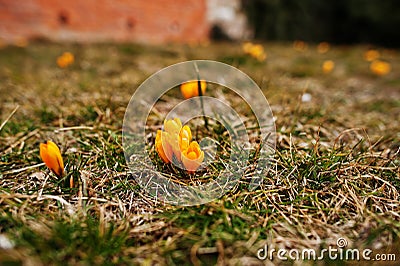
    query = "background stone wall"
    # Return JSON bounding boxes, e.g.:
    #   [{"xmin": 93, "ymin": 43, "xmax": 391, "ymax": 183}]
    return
[{"xmin": 0, "ymin": 0, "xmax": 210, "ymax": 44}]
